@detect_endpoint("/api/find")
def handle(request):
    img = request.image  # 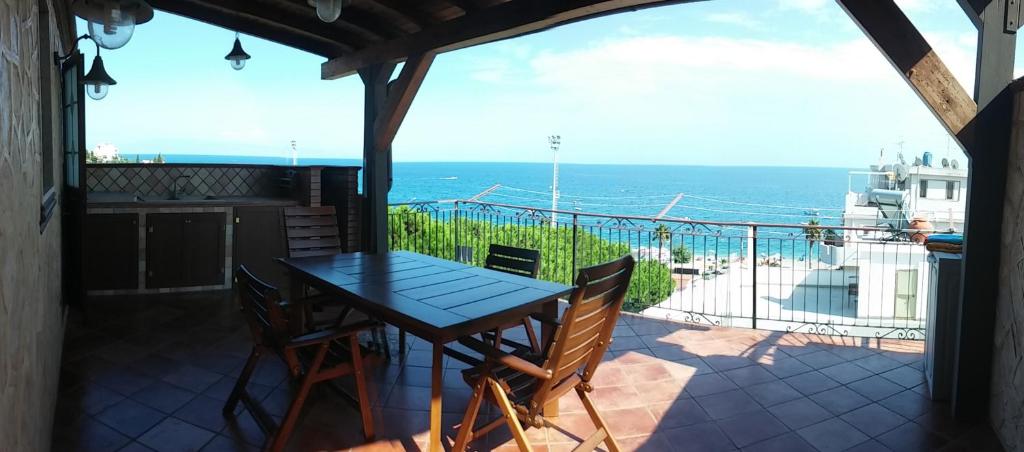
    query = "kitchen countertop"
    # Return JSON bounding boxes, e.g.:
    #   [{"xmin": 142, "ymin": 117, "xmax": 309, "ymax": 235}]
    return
[{"xmin": 87, "ymin": 192, "xmax": 301, "ymax": 208}]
